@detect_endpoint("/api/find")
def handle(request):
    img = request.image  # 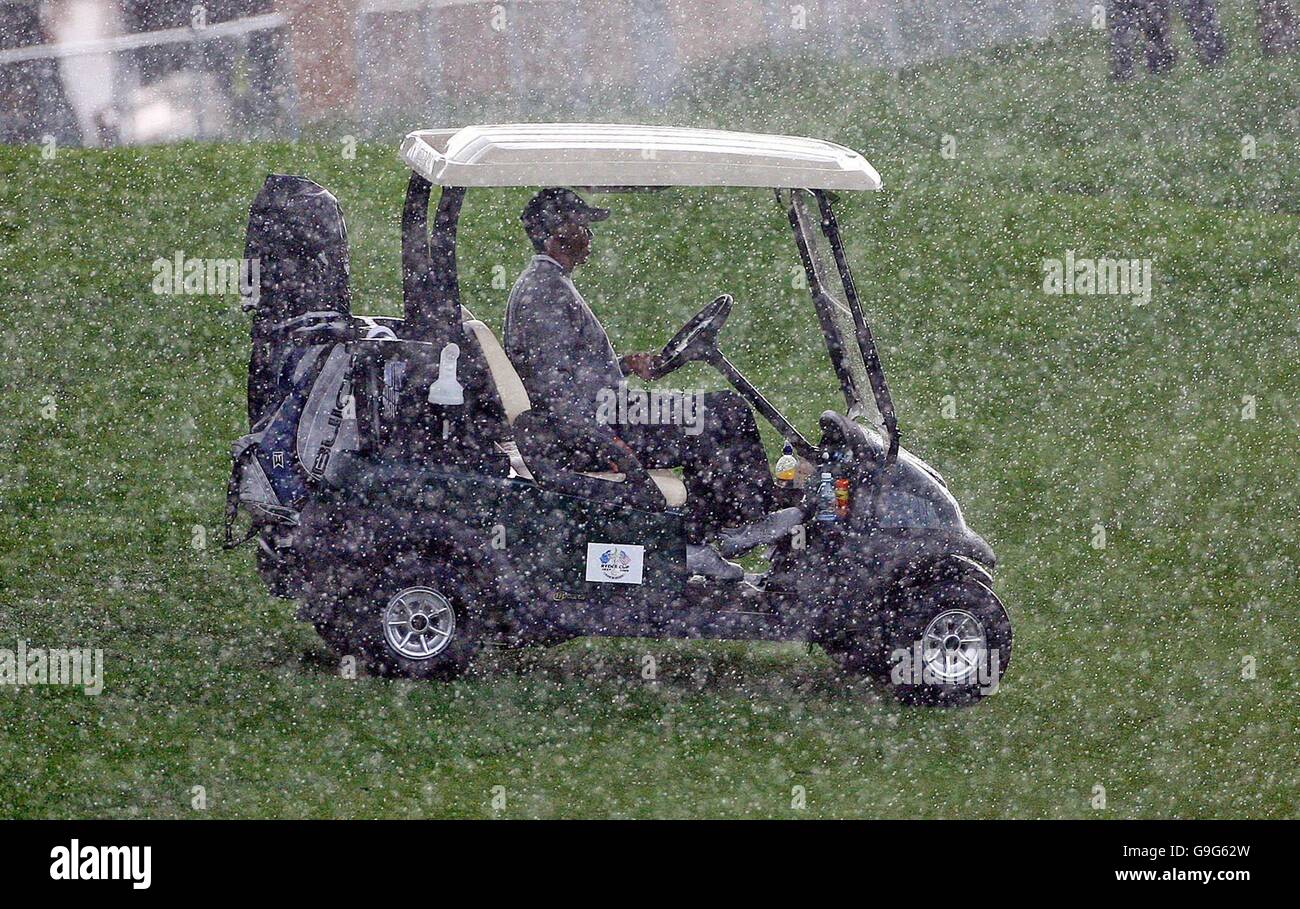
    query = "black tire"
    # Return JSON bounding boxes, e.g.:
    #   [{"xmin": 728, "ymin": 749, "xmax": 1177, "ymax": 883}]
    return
[
  {"xmin": 313, "ymin": 554, "xmax": 483, "ymax": 681},
  {"xmin": 881, "ymin": 578, "xmax": 1012, "ymax": 707}
]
